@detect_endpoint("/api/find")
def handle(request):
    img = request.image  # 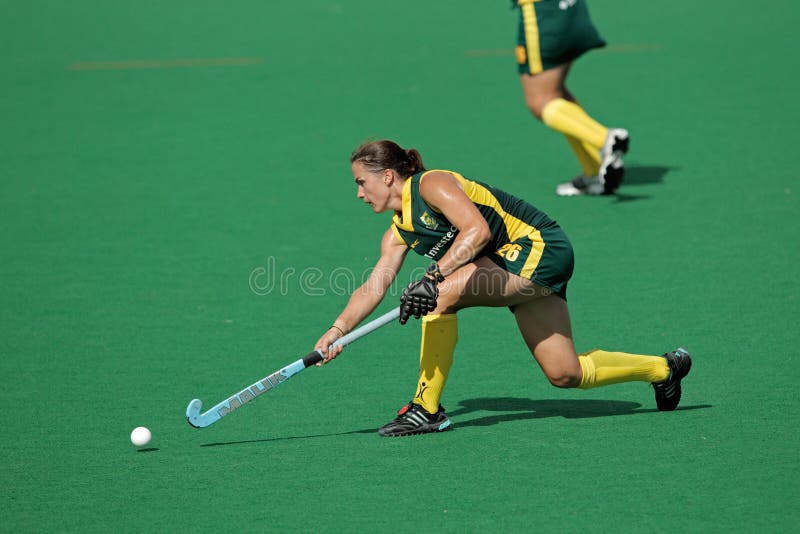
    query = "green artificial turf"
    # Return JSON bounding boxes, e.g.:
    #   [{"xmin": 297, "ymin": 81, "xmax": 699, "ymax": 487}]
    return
[{"xmin": 1, "ymin": 1, "xmax": 797, "ymax": 531}]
